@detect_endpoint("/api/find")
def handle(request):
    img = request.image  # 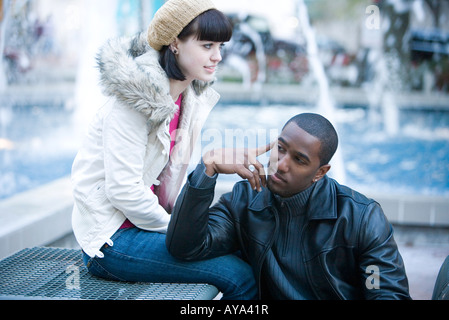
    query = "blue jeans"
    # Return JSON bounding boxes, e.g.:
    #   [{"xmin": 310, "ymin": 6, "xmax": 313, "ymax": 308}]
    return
[{"xmin": 82, "ymin": 228, "xmax": 257, "ymax": 300}]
